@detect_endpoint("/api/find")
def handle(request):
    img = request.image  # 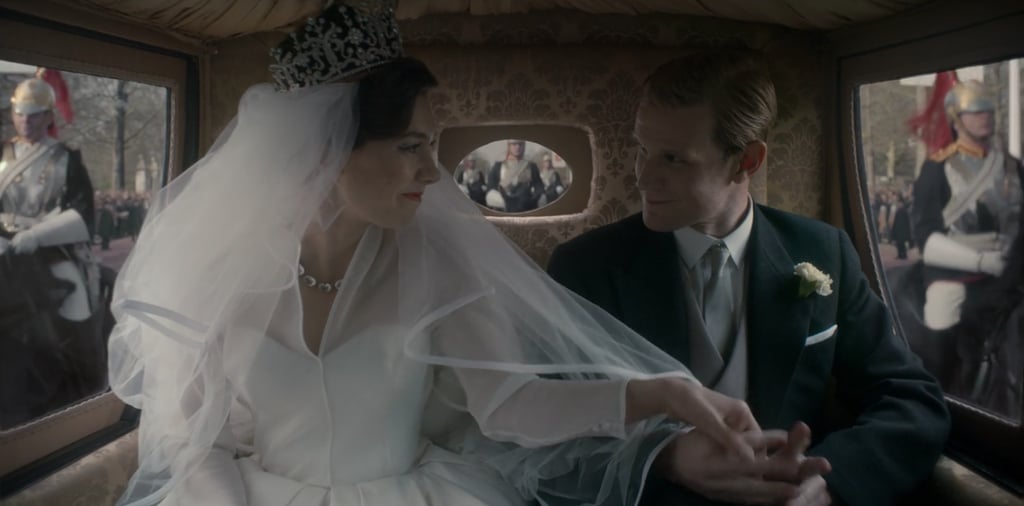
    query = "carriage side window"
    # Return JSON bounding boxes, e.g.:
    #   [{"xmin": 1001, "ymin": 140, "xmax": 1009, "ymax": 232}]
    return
[
  {"xmin": 857, "ymin": 58, "xmax": 1023, "ymax": 421},
  {"xmin": 454, "ymin": 139, "xmax": 574, "ymax": 214},
  {"xmin": 0, "ymin": 60, "xmax": 169, "ymax": 430}
]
